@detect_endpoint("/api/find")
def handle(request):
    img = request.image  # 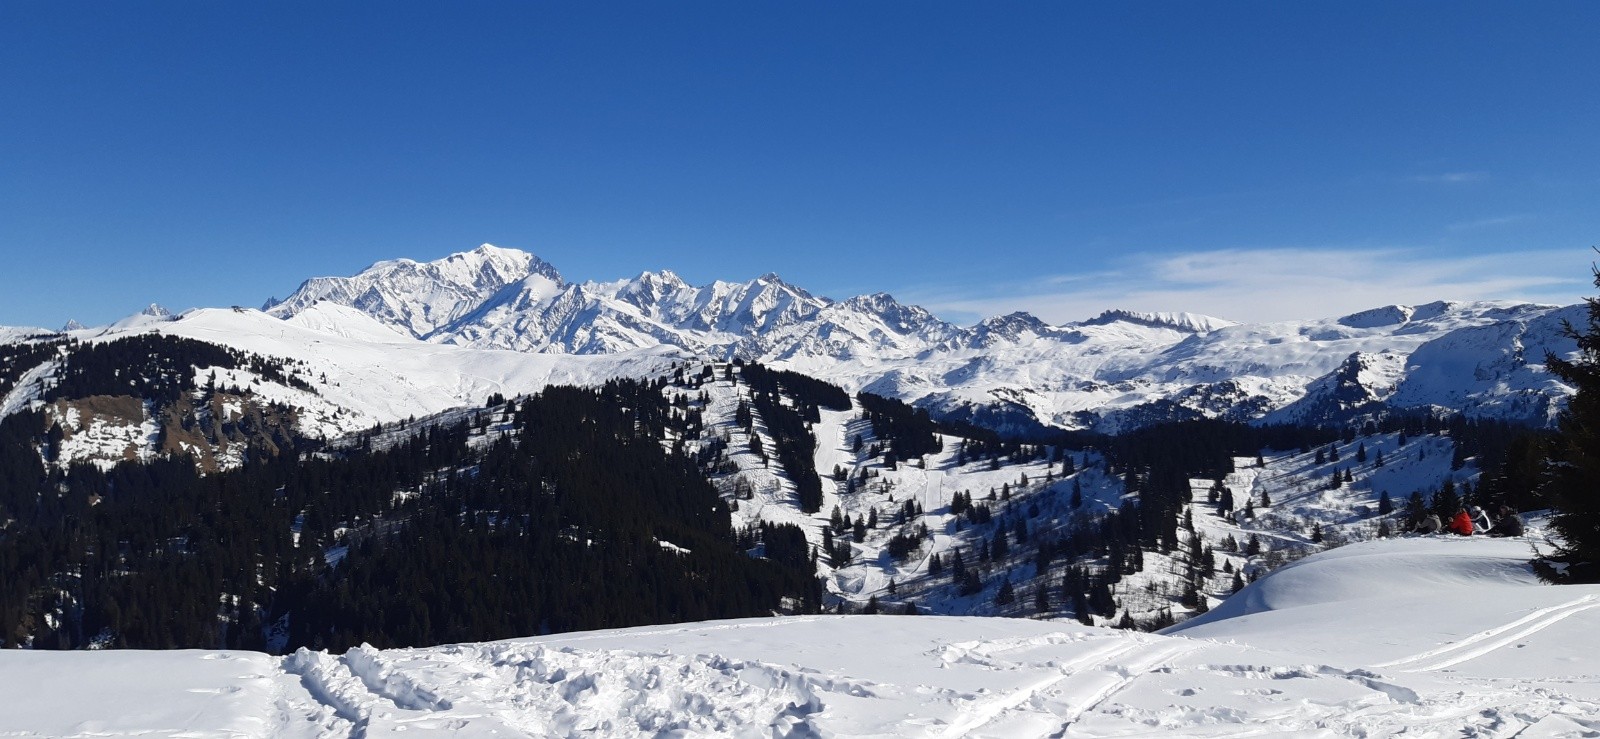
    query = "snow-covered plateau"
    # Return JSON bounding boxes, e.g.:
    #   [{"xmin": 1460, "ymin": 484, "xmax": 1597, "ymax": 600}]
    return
[{"xmin": 3, "ymin": 533, "xmax": 1595, "ymax": 738}]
